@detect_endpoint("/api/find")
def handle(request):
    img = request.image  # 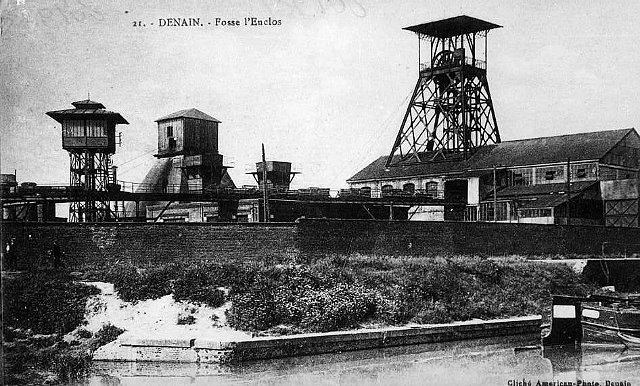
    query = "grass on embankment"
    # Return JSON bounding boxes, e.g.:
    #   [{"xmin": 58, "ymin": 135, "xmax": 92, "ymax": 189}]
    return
[
  {"xmin": 89, "ymin": 254, "xmax": 596, "ymax": 334},
  {"xmin": 3, "ymin": 271, "xmax": 124, "ymax": 385},
  {"xmin": 3, "ymin": 254, "xmax": 595, "ymax": 384}
]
